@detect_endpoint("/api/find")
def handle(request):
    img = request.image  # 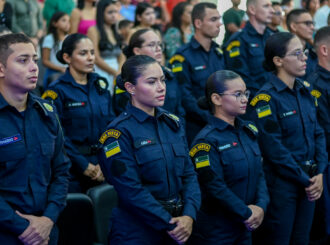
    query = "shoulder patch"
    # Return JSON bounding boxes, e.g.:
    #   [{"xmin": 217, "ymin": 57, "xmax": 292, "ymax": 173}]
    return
[
  {"xmin": 189, "ymin": 143, "xmax": 211, "ymax": 157},
  {"xmin": 99, "ymin": 129, "xmax": 121, "ymax": 144},
  {"xmin": 41, "ymin": 90, "xmax": 58, "ymax": 100},
  {"xmin": 303, "ymin": 81, "xmax": 310, "ymax": 87},
  {"xmin": 104, "ymin": 141, "xmax": 121, "ymax": 158},
  {"xmin": 311, "ymin": 89, "xmax": 321, "ymax": 98},
  {"xmin": 250, "ymin": 94, "xmax": 271, "ymax": 106},
  {"xmin": 169, "ymin": 54, "xmax": 185, "ymax": 64},
  {"xmin": 256, "ymin": 105, "xmax": 272, "ymax": 118},
  {"xmin": 247, "ymin": 123, "xmax": 258, "ymax": 134},
  {"xmin": 43, "ymin": 102, "xmax": 54, "ymax": 112},
  {"xmin": 194, "ymin": 155, "xmax": 210, "ymax": 169},
  {"xmin": 226, "ymin": 40, "xmax": 240, "ymax": 51}
]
